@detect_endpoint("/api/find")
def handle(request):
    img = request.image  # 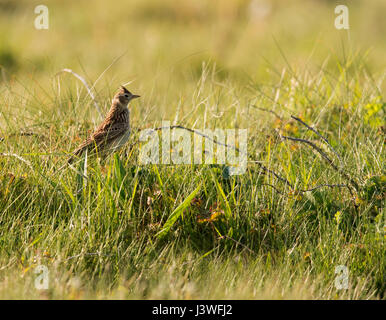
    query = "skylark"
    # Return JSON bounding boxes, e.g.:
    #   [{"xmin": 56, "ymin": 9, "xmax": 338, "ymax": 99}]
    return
[{"xmin": 68, "ymin": 86, "xmax": 140, "ymax": 163}]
